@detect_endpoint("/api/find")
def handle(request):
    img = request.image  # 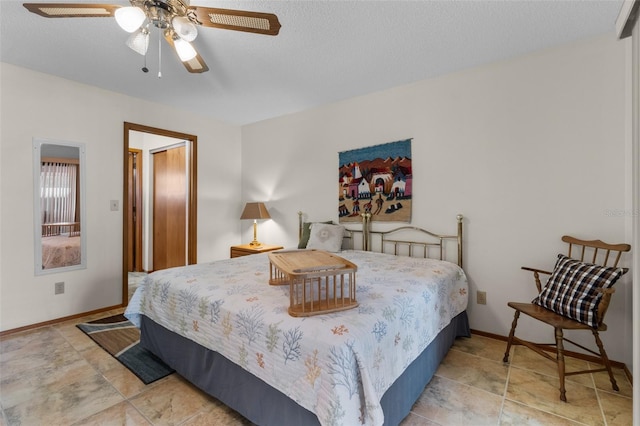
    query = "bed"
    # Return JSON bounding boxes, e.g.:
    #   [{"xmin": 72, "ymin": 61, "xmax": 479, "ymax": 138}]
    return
[
  {"xmin": 125, "ymin": 213, "xmax": 469, "ymax": 426},
  {"xmin": 41, "ymin": 234, "xmax": 81, "ymax": 269}
]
